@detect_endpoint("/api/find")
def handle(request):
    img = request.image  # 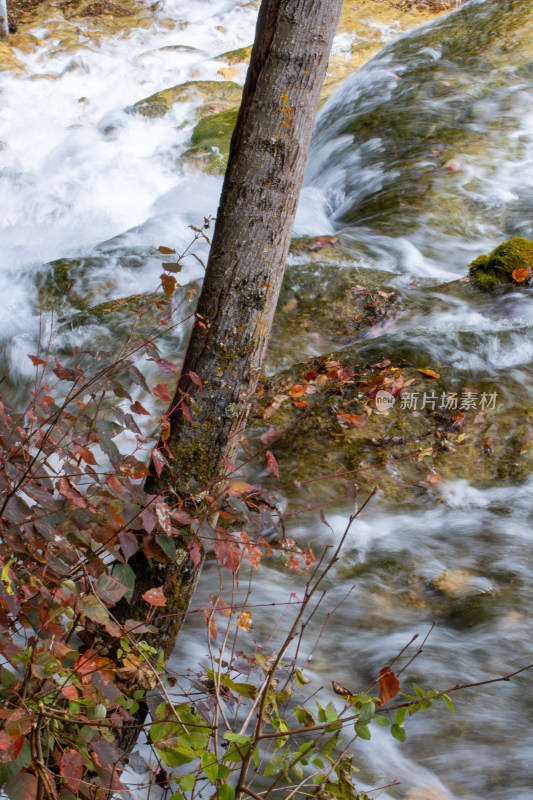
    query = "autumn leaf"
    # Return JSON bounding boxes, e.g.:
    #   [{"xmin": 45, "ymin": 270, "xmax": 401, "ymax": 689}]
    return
[
  {"xmin": 266, "ymin": 450, "xmax": 280, "ymax": 479},
  {"xmin": 425, "ymin": 471, "xmax": 442, "ymax": 484},
  {"xmin": 158, "ymin": 245, "xmax": 176, "ymax": 255},
  {"xmin": 336, "ymin": 413, "xmax": 367, "ymax": 428},
  {"xmin": 162, "ymin": 262, "xmax": 183, "ymax": 273},
  {"xmin": 288, "ymin": 384, "xmax": 306, "ymax": 397},
  {"xmin": 512, "ymin": 267, "xmax": 530, "ymax": 282},
  {"xmin": 73, "ymin": 444, "xmax": 97, "ymax": 465},
  {"xmin": 61, "ymin": 749, "xmax": 84, "ymax": 792},
  {"xmin": 153, "ymin": 383, "xmax": 171, "ymax": 403},
  {"xmin": 237, "ymin": 609, "xmax": 252, "ymax": 632},
  {"xmin": 377, "ymin": 667, "xmax": 400, "ymax": 705},
  {"xmin": 418, "ymin": 368, "xmax": 441, "ymax": 379},
  {"xmin": 160, "ymin": 273, "xmax": 177, "ymax": 298},
  {"xmin": 203, "ymin": 609, "xmax": 217, "ymax": 640},
  {"xmin": 332, "ymin": 681, "xmax": 353, "ymax": 698},
  {"xmin": 130, "ymin": 400, "xmax": 150, "ymax": 415},
  {"xmin": 293, "ymin": 398, "xmax": 308, "ymax": 408},
  {"xmin": 142, "ymin": 587, "xmax": 166, "ymax": 607},
  {"xmin": 60, "ymin": 684, "xmax": 78, "ymax": 701},
  {"xmin": 27, "ymin": 354, "xmax": 46, "ymax": 366}
]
